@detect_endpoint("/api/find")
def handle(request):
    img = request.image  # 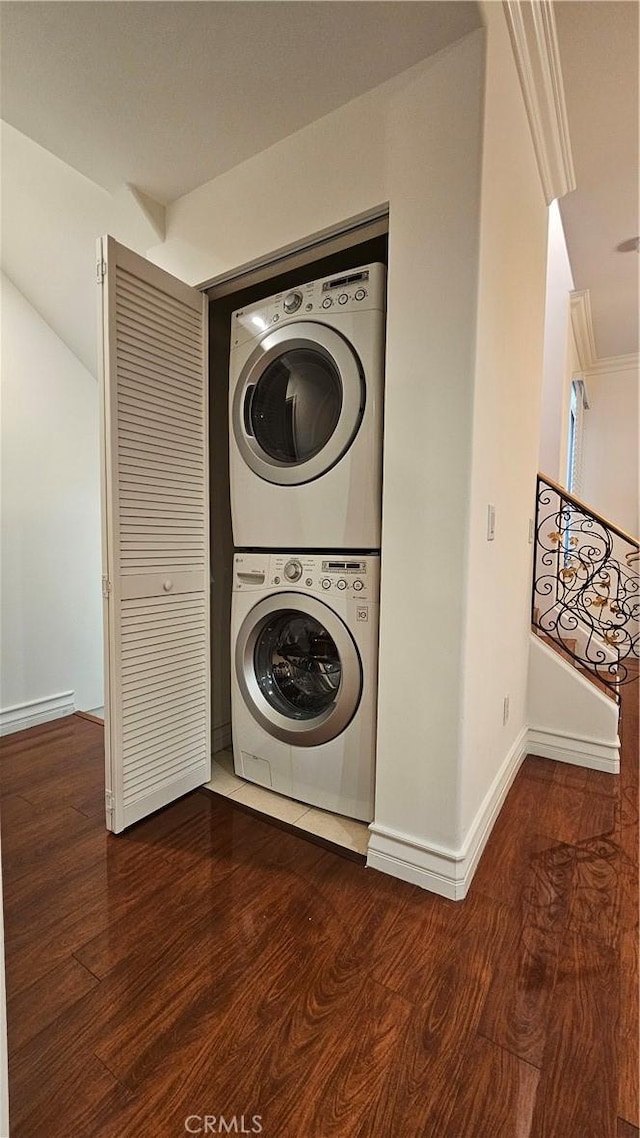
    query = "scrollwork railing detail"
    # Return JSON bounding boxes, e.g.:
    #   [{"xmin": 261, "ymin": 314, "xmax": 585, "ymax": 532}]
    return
[{"xmin": 532, "ymin": 476, "xmax": 639, "ymax": 693}]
